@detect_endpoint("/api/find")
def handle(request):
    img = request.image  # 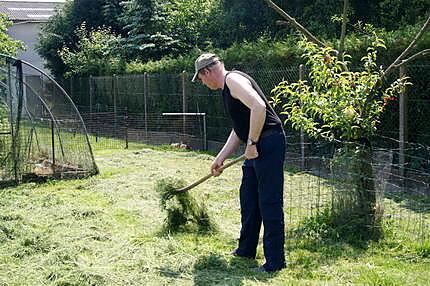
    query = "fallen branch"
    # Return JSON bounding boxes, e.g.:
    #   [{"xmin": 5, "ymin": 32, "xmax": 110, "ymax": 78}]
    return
[{"xmin": 264, "ymin": 0, "xmax": 326, "ymax": 48}]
